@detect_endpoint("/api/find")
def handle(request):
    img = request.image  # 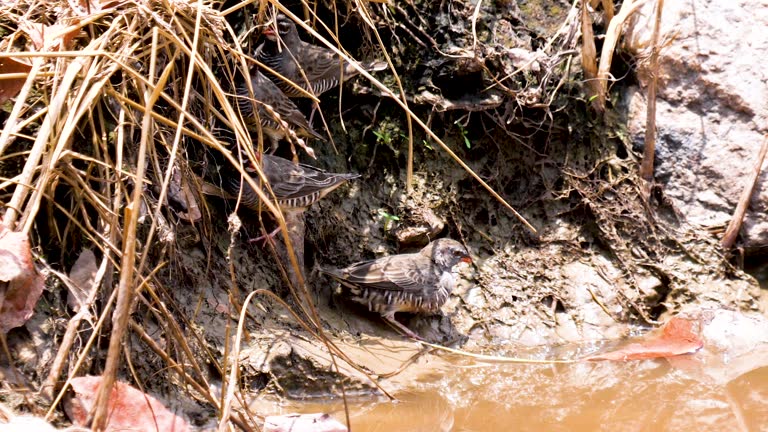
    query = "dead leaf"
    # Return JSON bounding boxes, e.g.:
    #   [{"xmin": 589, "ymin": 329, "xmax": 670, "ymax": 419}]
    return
[
  {"xmin": 0, "ymin": 225, "xmax": 45, "ymax": 333},
  {"xmin": 19, "ymin": 21, "xmax": 80, "ymax": 51},
  {"xmin": 65, "ymin": 376, "xmax": 191, "ymax": 432},
  {"xmin": 67, "ymin": 249, "xmax": 97, "ymax": 312},
  {"xmin": 265, "ymin": 413, "xmax": 348, "ymax": 432},
  {"xmin": 585, "ymin": 317, "xmax": 703, "ymax": 361},
  {"xmin": 167, "ymin": 165, "xmax": 202, "ymax": 222},
  {"xmin": 0, "ymin": 57, "xmax": 32, "ymax": 105}
]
